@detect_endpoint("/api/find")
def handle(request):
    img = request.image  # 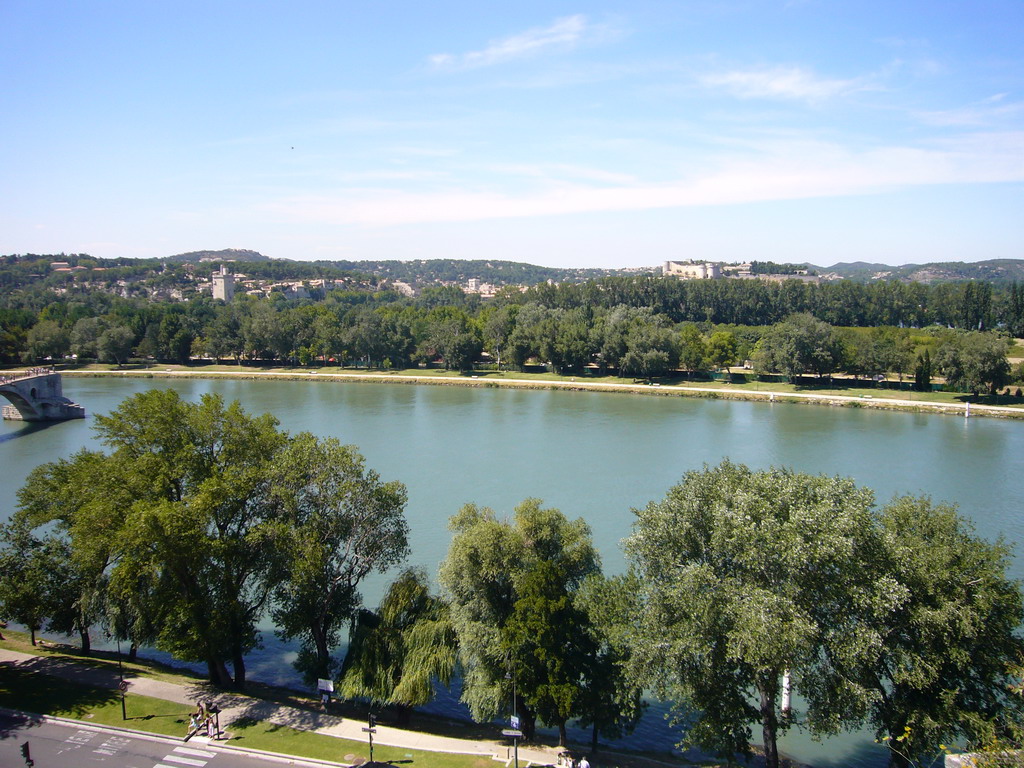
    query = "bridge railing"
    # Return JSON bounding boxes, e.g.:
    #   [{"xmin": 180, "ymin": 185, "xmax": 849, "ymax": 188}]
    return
[{"xmin": 0, "ymin": 367, "xmax": 55, "ymax": 385}]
